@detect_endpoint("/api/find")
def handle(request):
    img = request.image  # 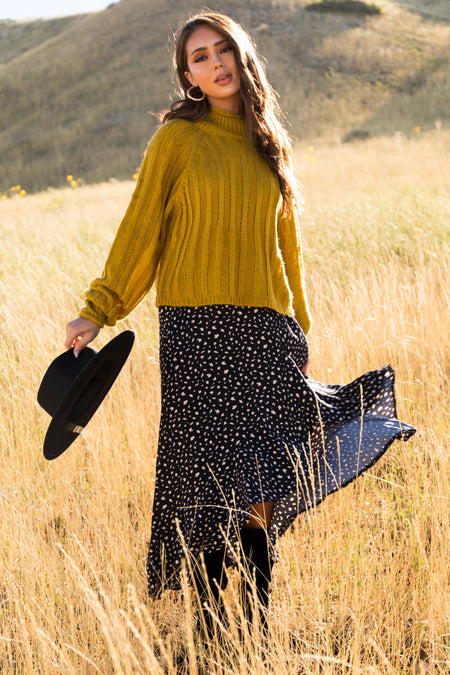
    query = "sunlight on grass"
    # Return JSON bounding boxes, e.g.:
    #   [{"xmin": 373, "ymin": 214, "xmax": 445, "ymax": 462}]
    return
[{"xmin": 0, "ymin": 129, "xmax": 448, "ymax": 672}]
